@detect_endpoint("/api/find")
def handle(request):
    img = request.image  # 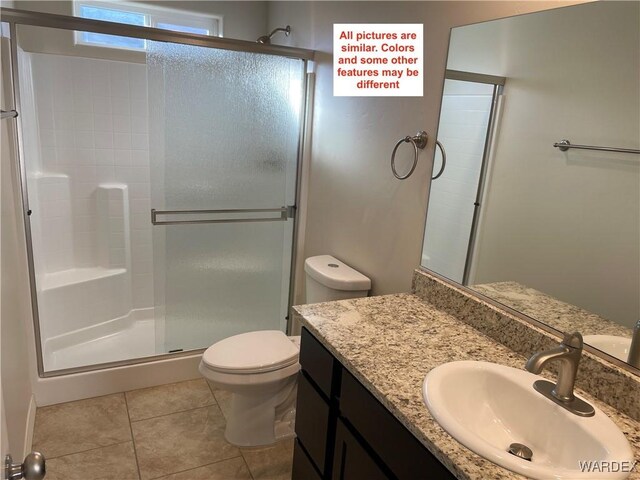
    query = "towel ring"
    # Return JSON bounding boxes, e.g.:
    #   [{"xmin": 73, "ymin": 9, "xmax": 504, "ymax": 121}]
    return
[
  {"xmin": 391, "ymin": 131, "xmax": 428, "ymax": 180},
  {"xmin": 432, "ymin": 140, "xmax": 447, "ymax": 180}
]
